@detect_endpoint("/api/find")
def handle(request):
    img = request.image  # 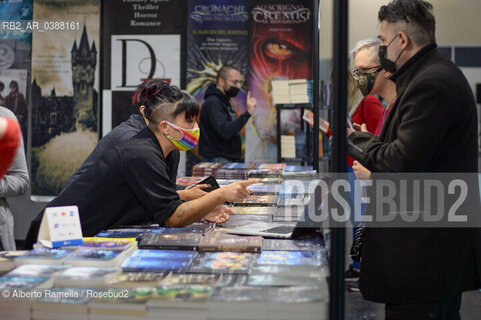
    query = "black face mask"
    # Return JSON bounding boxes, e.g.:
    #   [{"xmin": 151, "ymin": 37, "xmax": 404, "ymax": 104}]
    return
[
  {"xmin": 354, "ymin": 67, "xmax": 383, "ymax": 96},
  {"xmin": 225, "ymin": 86, "xmax": 240, "ymax": 98},
  {"xmin": 378, "ymin": 34, "xmax": 405, "ymax": 73}
]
